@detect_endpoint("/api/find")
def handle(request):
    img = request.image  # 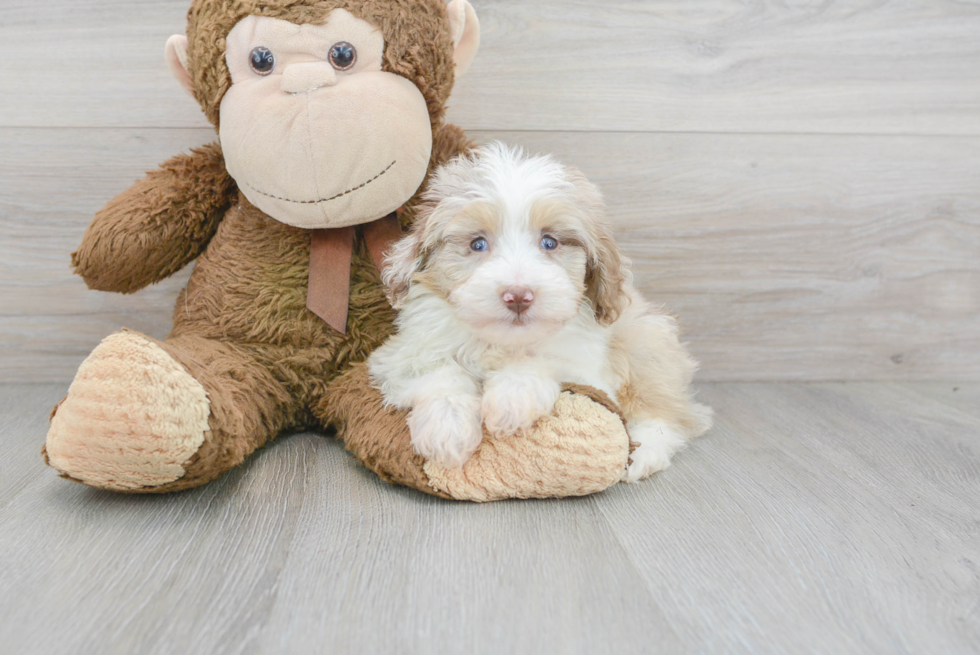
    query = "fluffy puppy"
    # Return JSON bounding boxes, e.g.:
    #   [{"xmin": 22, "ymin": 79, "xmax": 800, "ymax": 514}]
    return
[{"xmin": 369, "ymin": 143, "xmax": 712, "ymax": 481}]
